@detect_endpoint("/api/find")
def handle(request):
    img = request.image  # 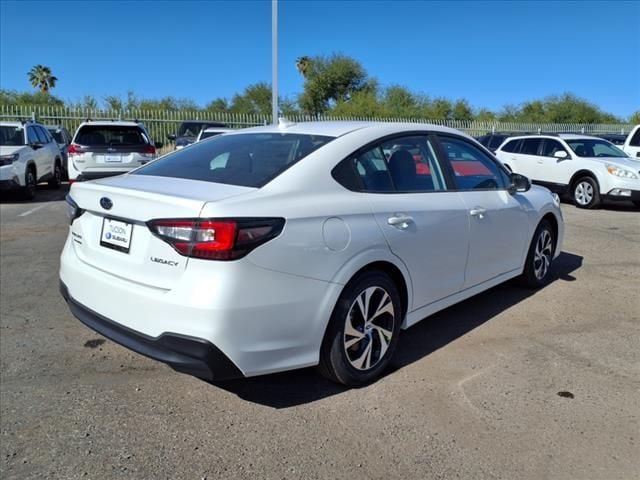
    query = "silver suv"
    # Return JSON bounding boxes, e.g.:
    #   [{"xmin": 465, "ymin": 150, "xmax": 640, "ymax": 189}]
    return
[
  {"xmin": 68, "ymin": 121, "xmax": 157, "ymax": 182},
  {"xmin": 0, "ymin": 120, "xmax": 63, "ymax": 199}
]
